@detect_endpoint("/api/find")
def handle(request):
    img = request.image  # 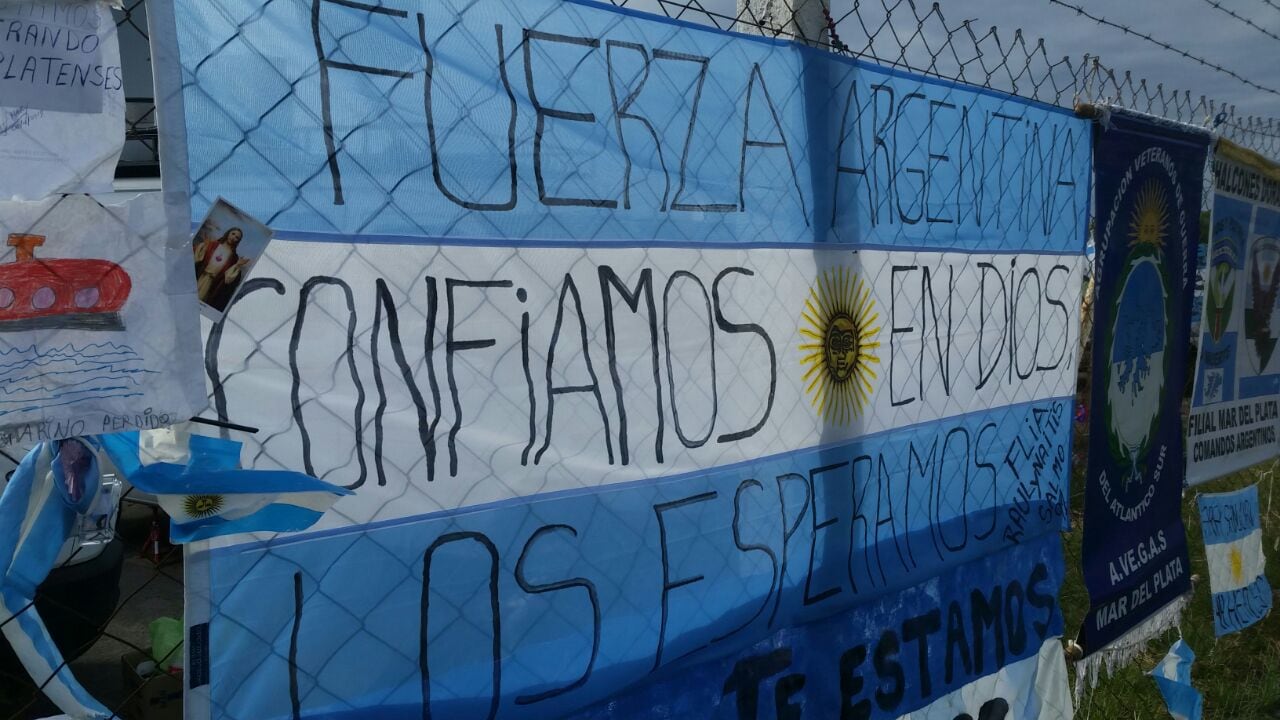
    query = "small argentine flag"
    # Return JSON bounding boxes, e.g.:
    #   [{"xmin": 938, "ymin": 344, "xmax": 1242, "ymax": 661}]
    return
[
  {"xmin": 1149, "ymin": 639, "xmax": 1202, "ymax": 720},
  {"xmin": 1197, "ymin": 484, "xmax": 1272, "ymax": 636},
  {"xmin": 100, "ymin": 429, "xmax": 352, "ymax": 543}
]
